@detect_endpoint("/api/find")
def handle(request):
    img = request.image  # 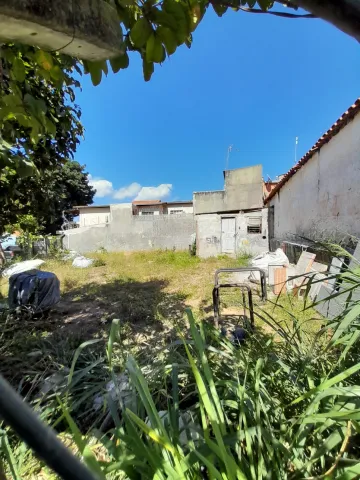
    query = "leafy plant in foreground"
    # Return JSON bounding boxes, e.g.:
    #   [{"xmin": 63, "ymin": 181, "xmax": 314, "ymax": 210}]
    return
[
  {"xmin": 3, "ymin": 252, "xmax": 360, "ymax": 478},
  {"xmin": 39, "ymin": 304, "xmax": 358, "ymax": 479}
]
